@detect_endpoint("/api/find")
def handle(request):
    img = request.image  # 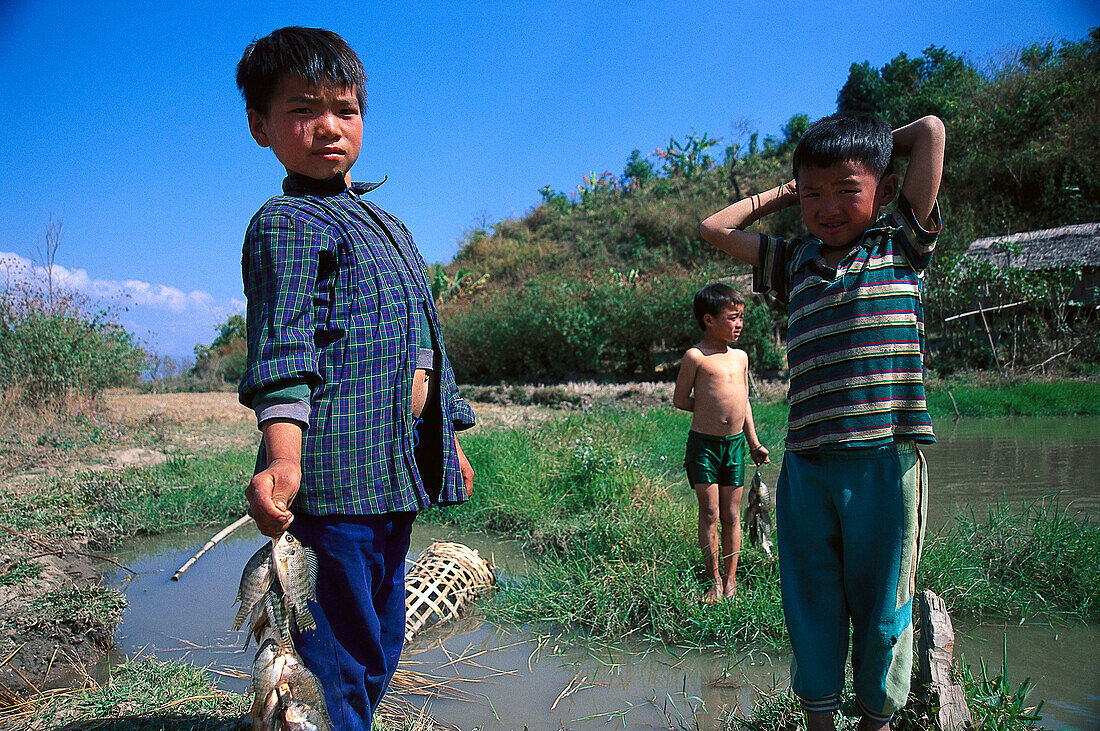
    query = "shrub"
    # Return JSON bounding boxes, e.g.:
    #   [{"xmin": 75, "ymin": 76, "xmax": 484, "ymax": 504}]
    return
[
  {"xmin": 440, "ymin": 269, "xmax": 784, "ymax": 383},
  {"xmin": 0, "ymin": 296, "xmax": 145, "ymax": 409}
]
